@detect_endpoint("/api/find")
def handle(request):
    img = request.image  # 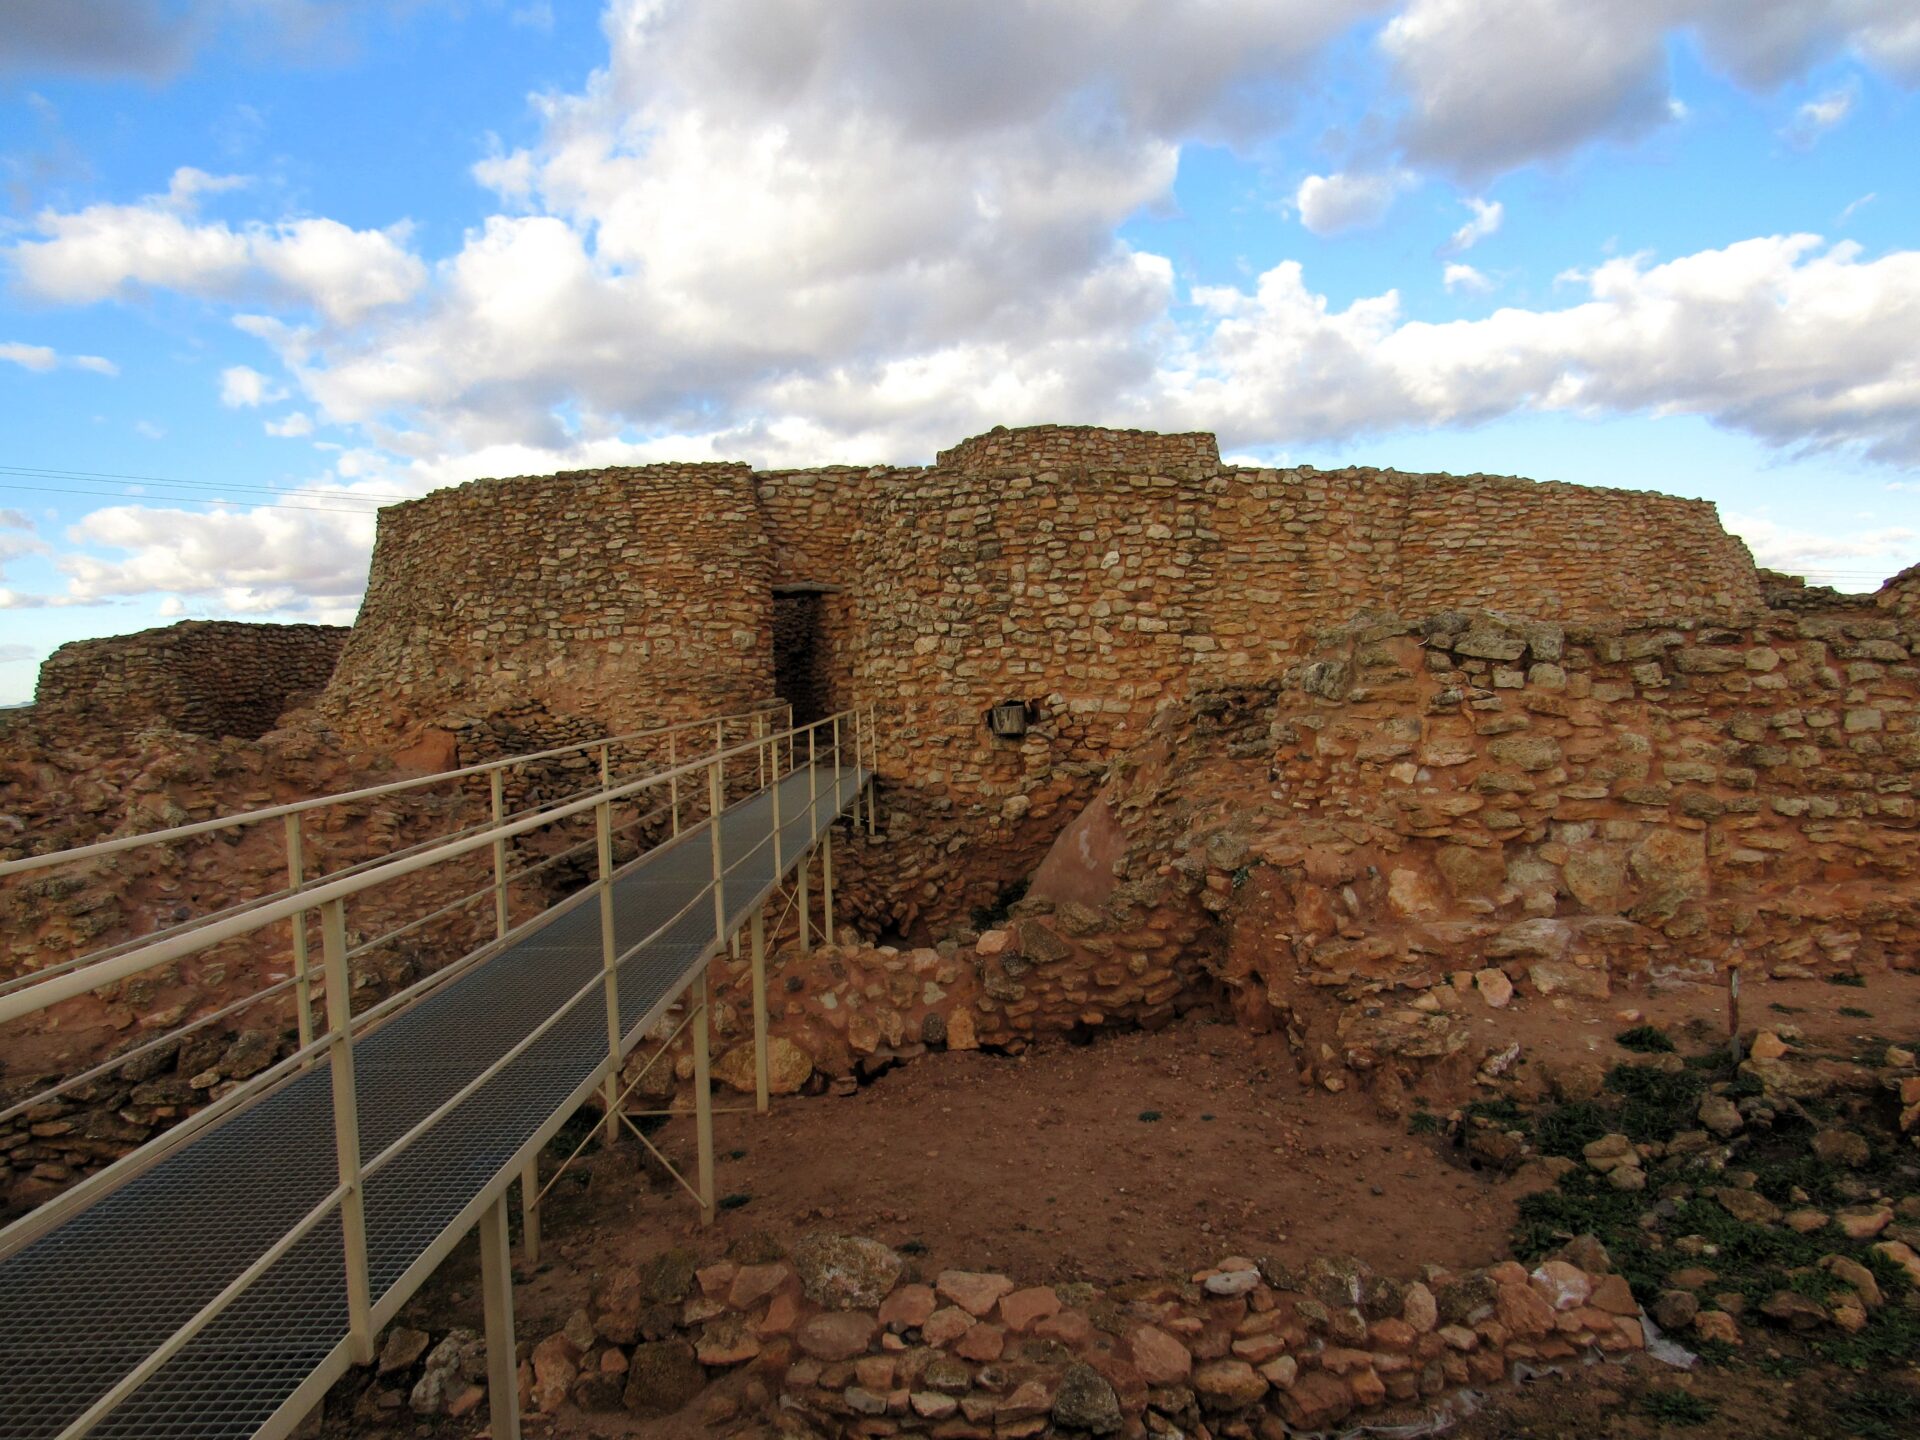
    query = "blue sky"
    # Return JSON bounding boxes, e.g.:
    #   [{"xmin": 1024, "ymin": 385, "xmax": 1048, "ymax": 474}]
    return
[{"xmin": 2, "ymin": 0, "xmax": 1918, "ymax": 704}]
